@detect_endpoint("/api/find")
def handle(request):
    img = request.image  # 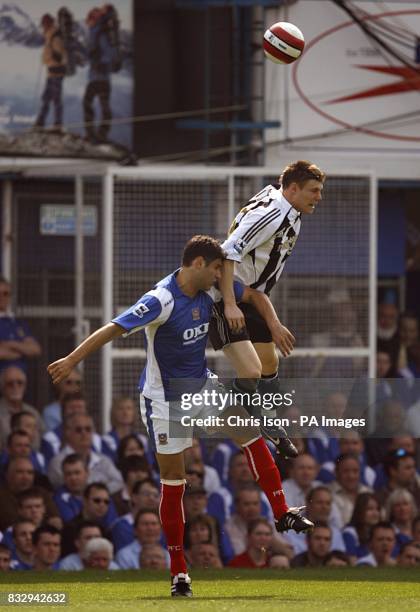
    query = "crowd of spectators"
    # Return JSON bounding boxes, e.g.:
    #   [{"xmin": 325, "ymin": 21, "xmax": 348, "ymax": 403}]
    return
[{"xmin": 0, "ymin": 298, "xmax": 419, "ymax": 572}]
